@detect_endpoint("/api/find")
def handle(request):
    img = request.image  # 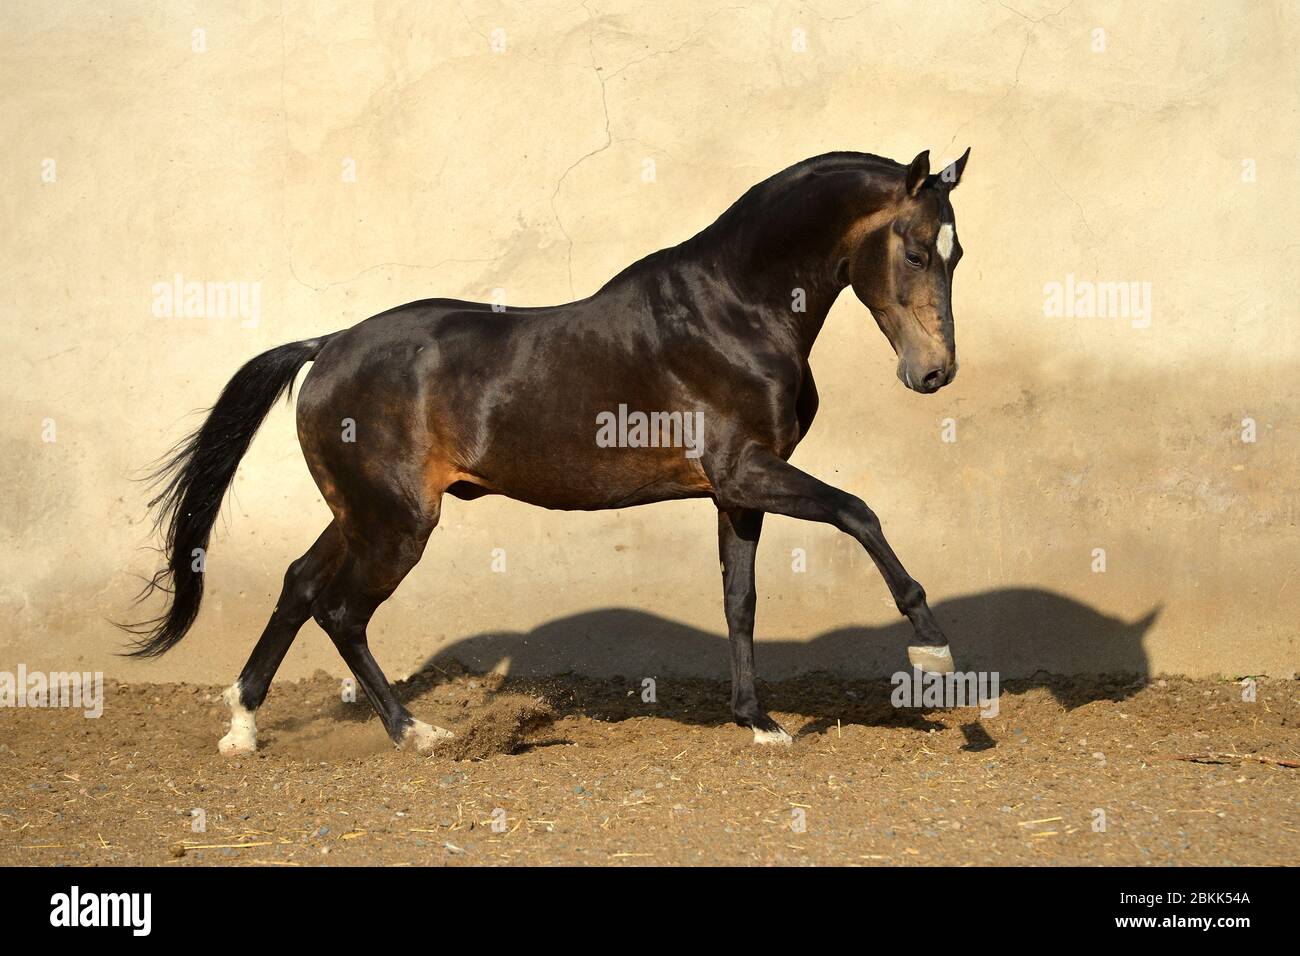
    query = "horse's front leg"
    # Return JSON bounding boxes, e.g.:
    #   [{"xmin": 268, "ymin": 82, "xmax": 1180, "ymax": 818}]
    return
[
  {"xmin": 715, "ymin": 447, "xmax": 954, "ymax": 674},
  {"xmin": 718, "ymin": 507, "xmax": 791, "ymax": 745}
]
